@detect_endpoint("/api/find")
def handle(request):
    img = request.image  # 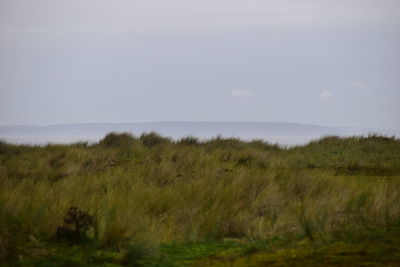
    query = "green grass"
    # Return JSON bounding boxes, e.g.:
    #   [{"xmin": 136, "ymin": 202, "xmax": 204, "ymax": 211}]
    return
[
  {"xmin": 9, "ymin": 231, "xmax": 400, "ymax": 266},
  {"xmin": 0, "ymin": 133, "xmax": 400, "ymax": 266}
]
